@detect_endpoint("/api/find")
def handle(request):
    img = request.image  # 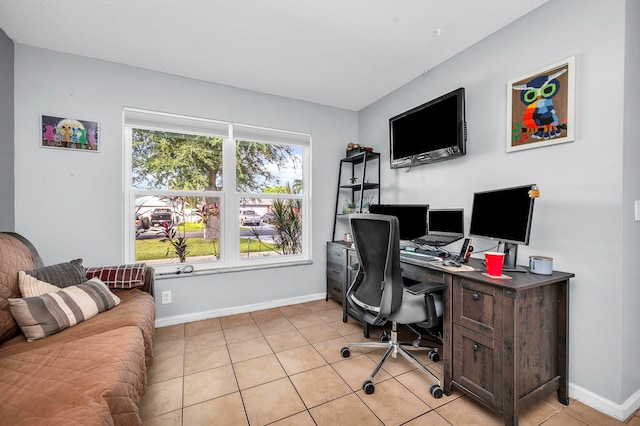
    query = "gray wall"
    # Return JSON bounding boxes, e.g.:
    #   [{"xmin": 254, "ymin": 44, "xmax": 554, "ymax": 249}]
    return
[
  {"xmin": 12, "ymin": 45, "xmax": 357, "ymax": 326},
  {"xmin": 0, "ymin": 28, "xmax": 14, "ymax": 231},
  {"xmin": 358, "ymin": 0, "xmax": 638, "ymax": 417}
]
